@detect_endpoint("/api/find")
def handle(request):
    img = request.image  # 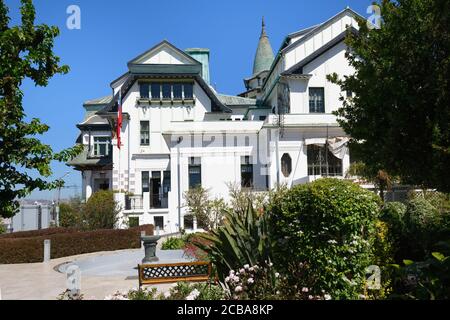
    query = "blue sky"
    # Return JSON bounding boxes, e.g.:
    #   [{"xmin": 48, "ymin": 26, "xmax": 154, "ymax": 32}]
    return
[{"xmin": 5, "ymin": 0, "xmax": 373, "ymax": 200}]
